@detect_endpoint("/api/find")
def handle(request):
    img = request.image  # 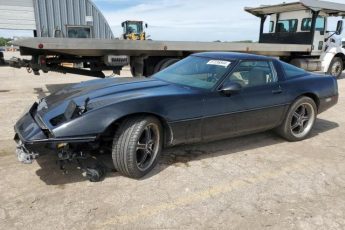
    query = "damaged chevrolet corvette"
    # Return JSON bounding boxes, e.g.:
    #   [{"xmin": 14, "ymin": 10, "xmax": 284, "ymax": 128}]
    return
[{"xmin": 14, "ymin": 52, "xmax": 338, "ymax": 181}]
